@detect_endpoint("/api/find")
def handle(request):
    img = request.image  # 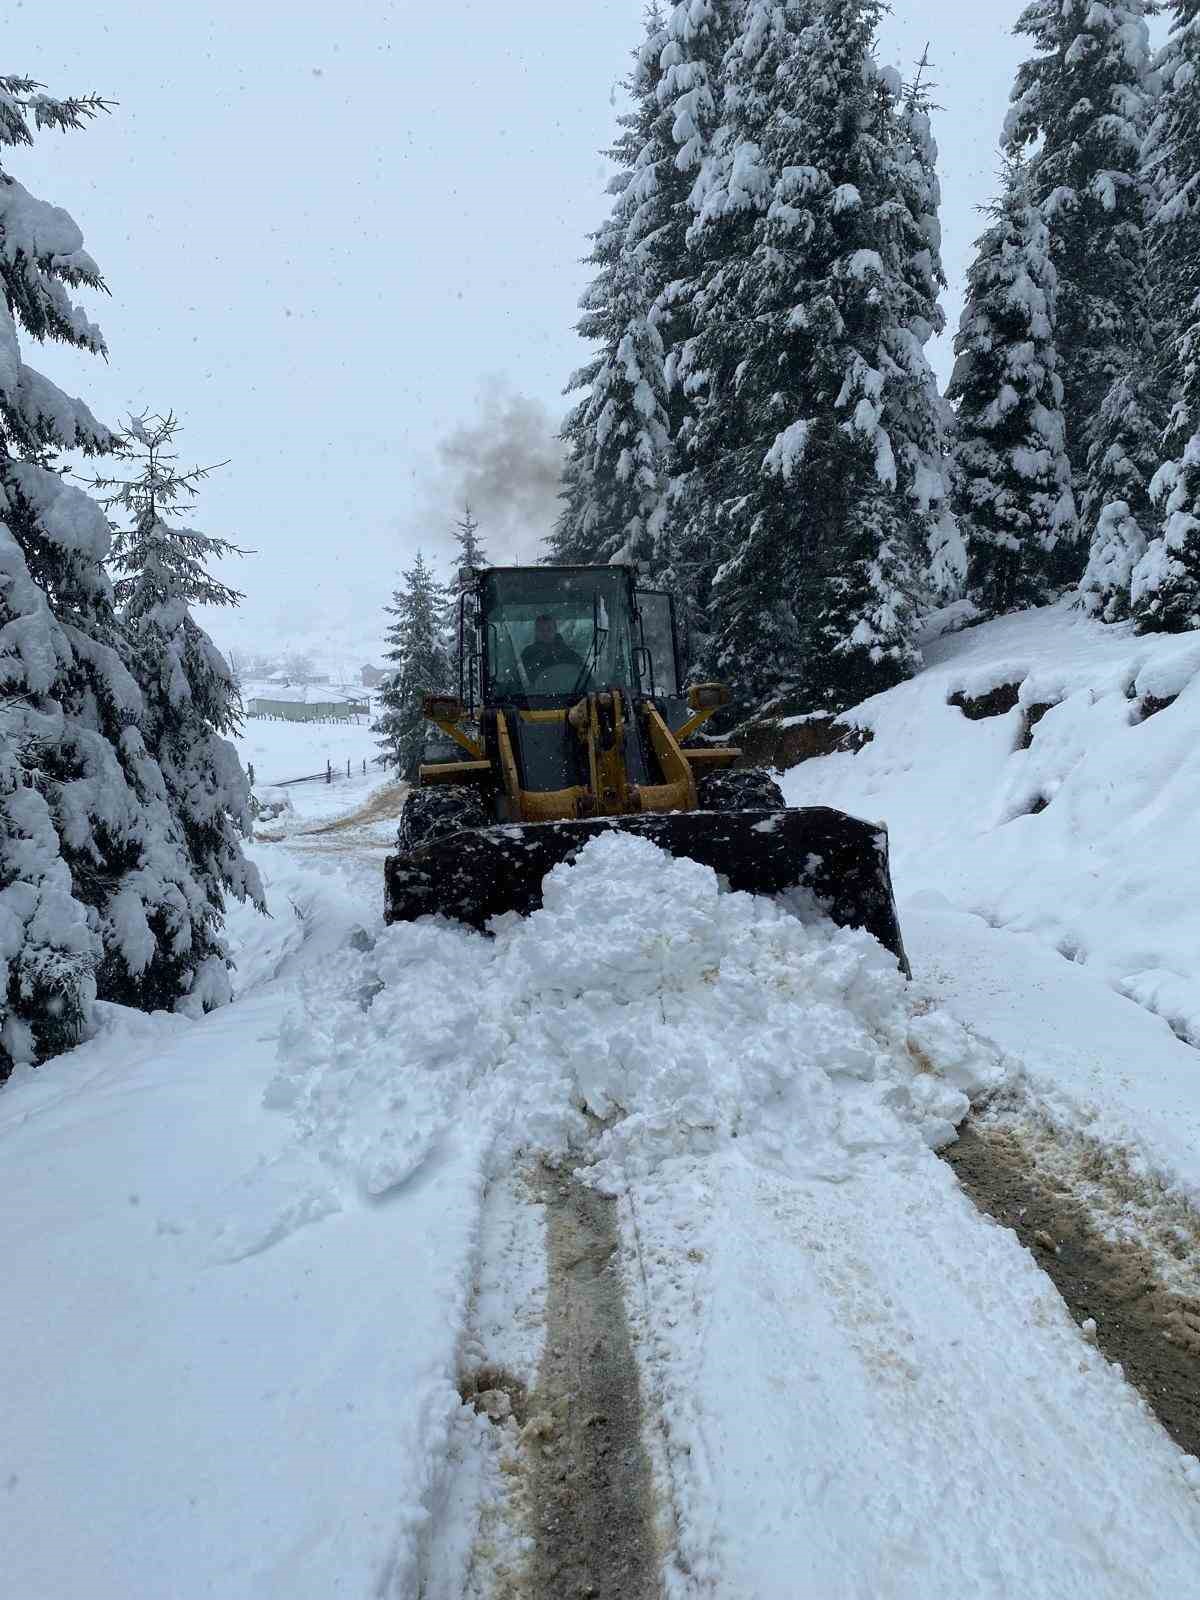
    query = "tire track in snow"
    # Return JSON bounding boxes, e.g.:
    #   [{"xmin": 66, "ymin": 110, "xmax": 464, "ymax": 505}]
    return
[
  {"xmin": 417, "ymin": 1164, "xmax": 547, "ymax": 1600},
  {"xmin": 301, "ymin": 782, "xmax": 409, "ymax": 837},
  {"xmin": 525, "ymin": 1161, "xmax": 662, "ymax": 1600},
  {"xmin": 945, "ymin": 1119, "xmax": 1200, "ymax": 1459},
  {"xmin": 419, "ymin": 1157, "xmax": 665, "ymax": 1600}
]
